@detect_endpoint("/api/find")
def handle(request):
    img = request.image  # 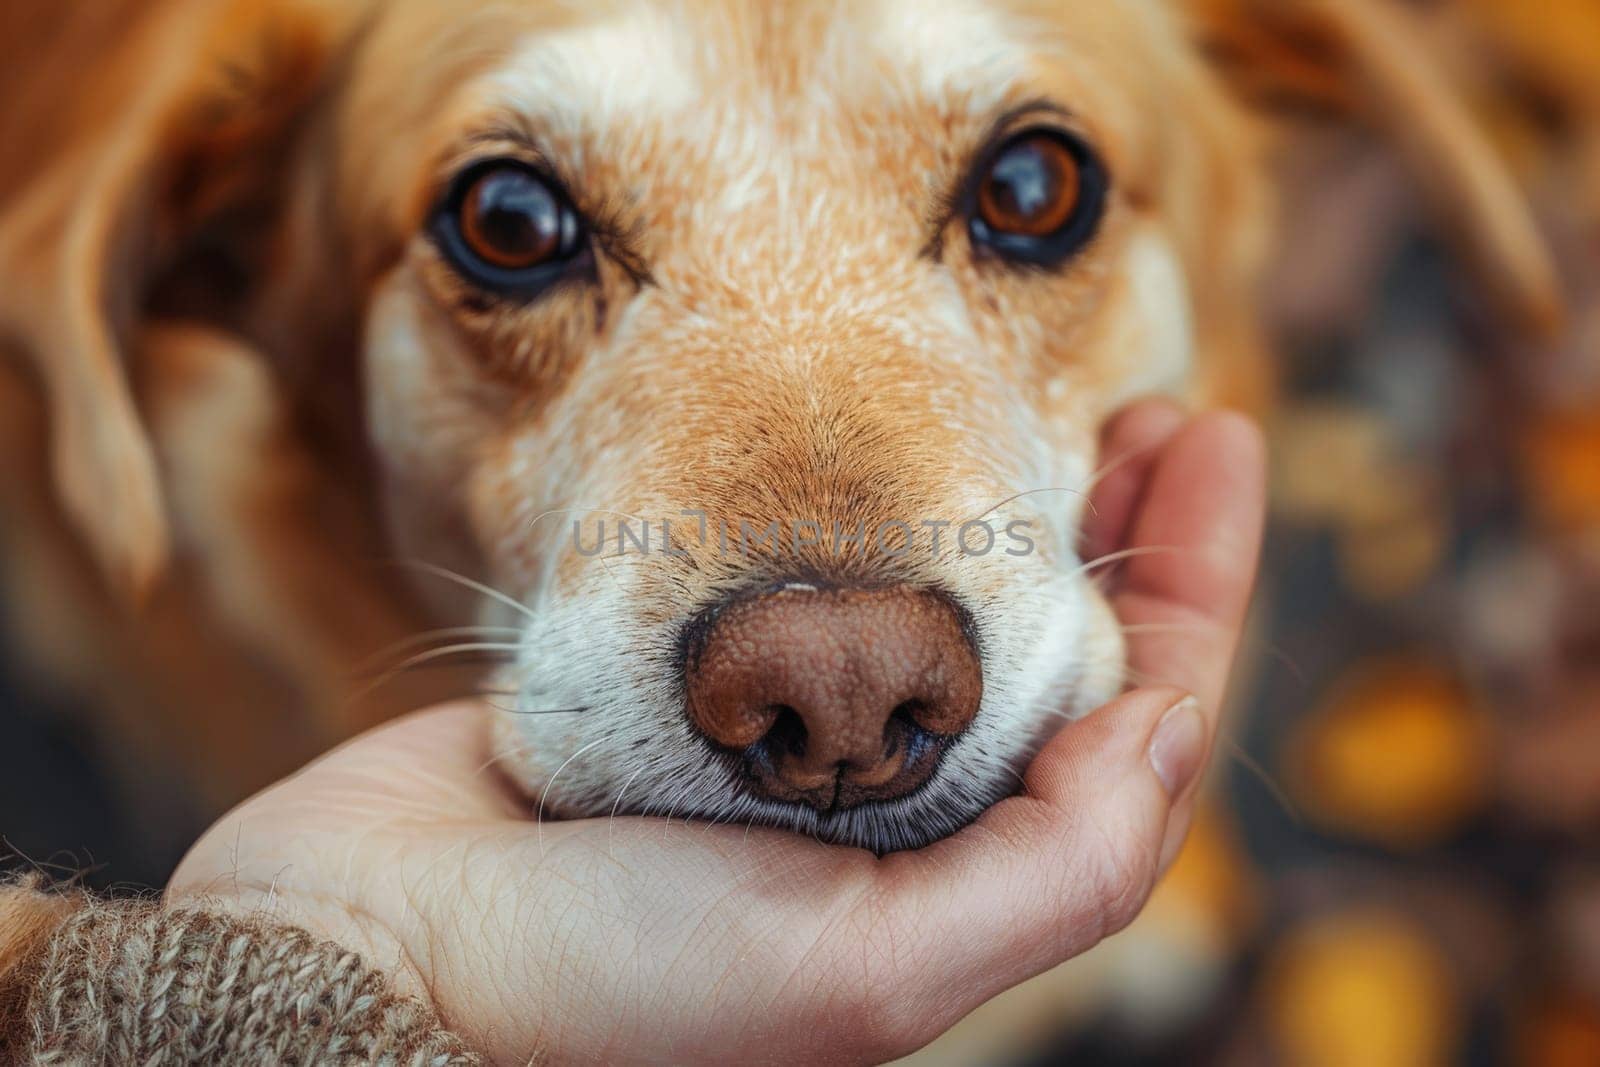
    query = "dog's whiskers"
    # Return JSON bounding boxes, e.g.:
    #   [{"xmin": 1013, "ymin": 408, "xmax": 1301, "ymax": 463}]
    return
[
  {"xmin": 1118, "ymin": 620, "xmax": 1221, "ymax": 637},
  {"xmin": 389, "ymin": 559, "xmax": 538, "ymax": 623},
  {"xmin": 1117, "ymin": 621, "xmax": 1310, "ymax": 686},
  {"xmin": 348, "ymin": 641, "xmax": 520, "ymax": 706},
  {"xmin": 606, "ymin": 762, "xmax": 652, "ymax": 856},
  {"xmin": 1081, "ymin": 439, "xmax": 1159, "ymax": 497},
  {"xmin": 962, "ymin": 438, "xmax": 1175, "ymax": 545},
  {"xmin": 356, "ymin": 625, "xmax": 522, "ymax": 676},
  {"xmin": 966, "ymin": 485, "xmax": 1092, "ymax": 526},
  {"xmin": 650, "ymin": 776, "xmax": 700, "ymax": 837},
  {"xmin": 537, "ymin": 734, "xmax": 614, "ymax": 851},
  {"xmin": 1223, "ymin": 737, "xmax": 1302, "ymax": 823},
  {"xmin": 1064, "ymin": 543, "xmax": 1184, "ymax": 585},
  {"xmin": 479, "ymin": 694, "xmax": 592, "ymax": 717},
  {"xmin": 474, "ymin": 742, "xmax": 534, "ymax": 778},
  {"xmin": 1120, "ymin": 665, "xmax": 1165, "ymax": 689},
  {"xmin": 358, "ymin": 641, "xmax": 521, "ymax": 678},
  {"xmin": 524, "ymin": 504, "xmax": 652, "ymax": 536}
]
